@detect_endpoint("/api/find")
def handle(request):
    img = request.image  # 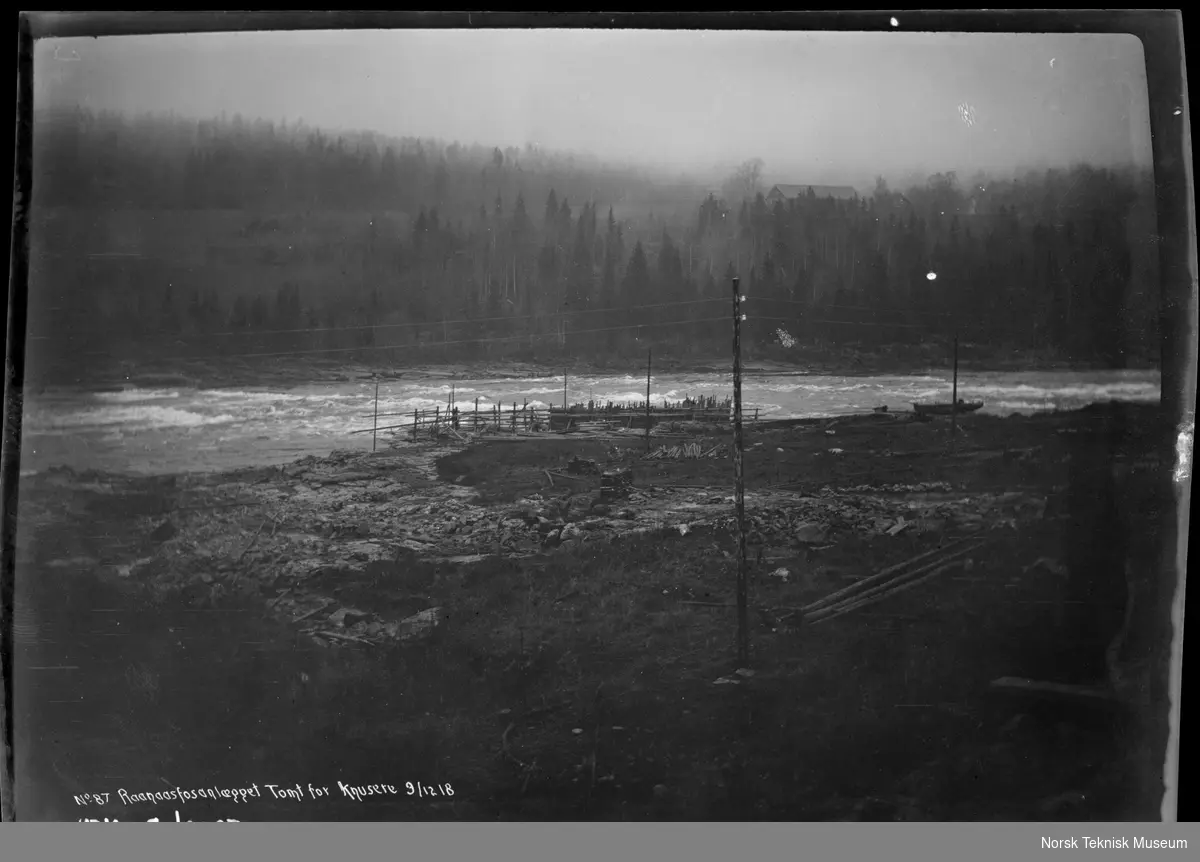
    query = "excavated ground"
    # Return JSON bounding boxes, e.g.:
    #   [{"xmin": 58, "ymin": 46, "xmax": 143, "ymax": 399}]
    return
[{"xmin": 14, "ymin": 403, "xmax": 1174, "ymax": 821}]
